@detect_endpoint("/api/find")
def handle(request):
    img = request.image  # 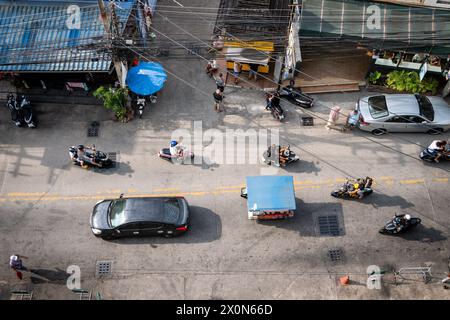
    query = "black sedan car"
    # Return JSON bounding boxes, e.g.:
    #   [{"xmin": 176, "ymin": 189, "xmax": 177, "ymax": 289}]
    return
[{"xmin": 90, "ymin": 196, "xmax": 190, "ymax": 239}]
